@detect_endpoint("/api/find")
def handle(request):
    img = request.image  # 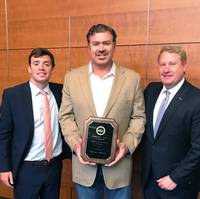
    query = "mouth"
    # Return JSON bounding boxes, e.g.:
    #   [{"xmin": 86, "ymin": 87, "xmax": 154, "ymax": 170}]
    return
[
  {"xmin": 96, "ymin": 53, "xmax": 108, "ymax": 61},
  {"xmin": 97, "ymin": 55, "xmax": 107, "ymax": 60},
  {"xmin": 37, "ymin": 72, "xmax": 46, "ymax": 77},
  {"xmin": 162, "ymin": 73, "xmax": 173, "ymax": 78}
]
